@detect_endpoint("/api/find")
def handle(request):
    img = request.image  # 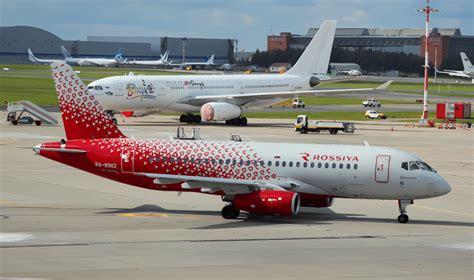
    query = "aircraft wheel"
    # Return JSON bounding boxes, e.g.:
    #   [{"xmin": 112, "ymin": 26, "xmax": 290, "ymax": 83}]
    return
[
  {"xmin": 330, "ymin": 129, "xmax": 337, "ymax": 135},
  {"xmin": 239, "ymin": 117, "xmax": 247, "ymax": 126},
  {"xmin": 221, "ymin": 204, "xmax": 240, "ymax": 219},
  {"xmin": 300, "ymin": 127, "xmax": 308, "ymax": 134},
  {"xmin": 193, "ymin": 115, "xmax": 201, "ymax": 124},
  {"xmin": 112, "ymin": 118, "xmax": 118, "ymax": 125},
  {"xmin": 179, "ymin": 114, "xmax": 187, "ymax": 122},
  {"xmin": 397, "ymin": 214, "xmax": 409, "ymax": 223}
]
